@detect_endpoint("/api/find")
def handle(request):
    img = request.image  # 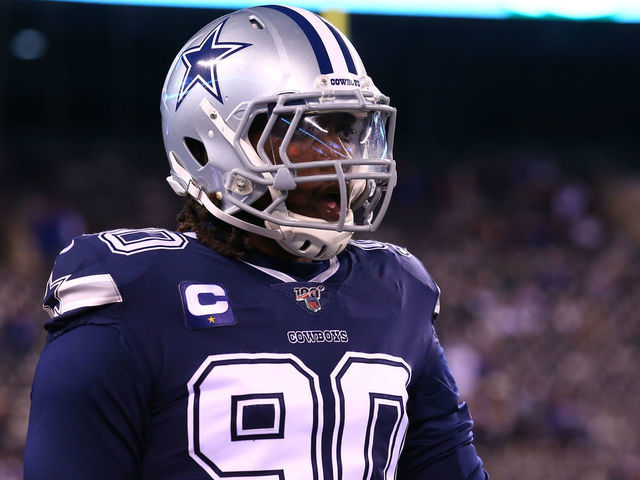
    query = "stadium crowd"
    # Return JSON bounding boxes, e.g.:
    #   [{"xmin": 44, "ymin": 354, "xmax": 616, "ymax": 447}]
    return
[{"xmin": 0, "ymin": 147, "xmax": 638, "ymax": 479}]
